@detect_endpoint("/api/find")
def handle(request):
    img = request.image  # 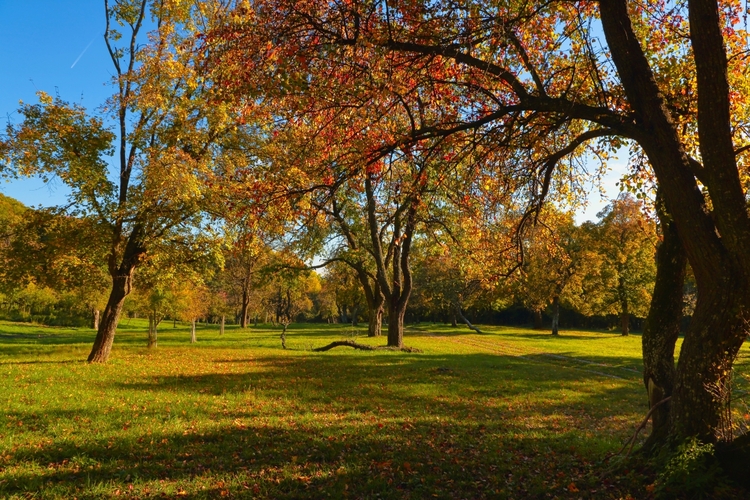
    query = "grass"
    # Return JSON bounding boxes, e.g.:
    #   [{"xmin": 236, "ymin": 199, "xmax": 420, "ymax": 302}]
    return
[{"xmin": 0, "ymin": 319, "xmax": 748, "ymax": 499}]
